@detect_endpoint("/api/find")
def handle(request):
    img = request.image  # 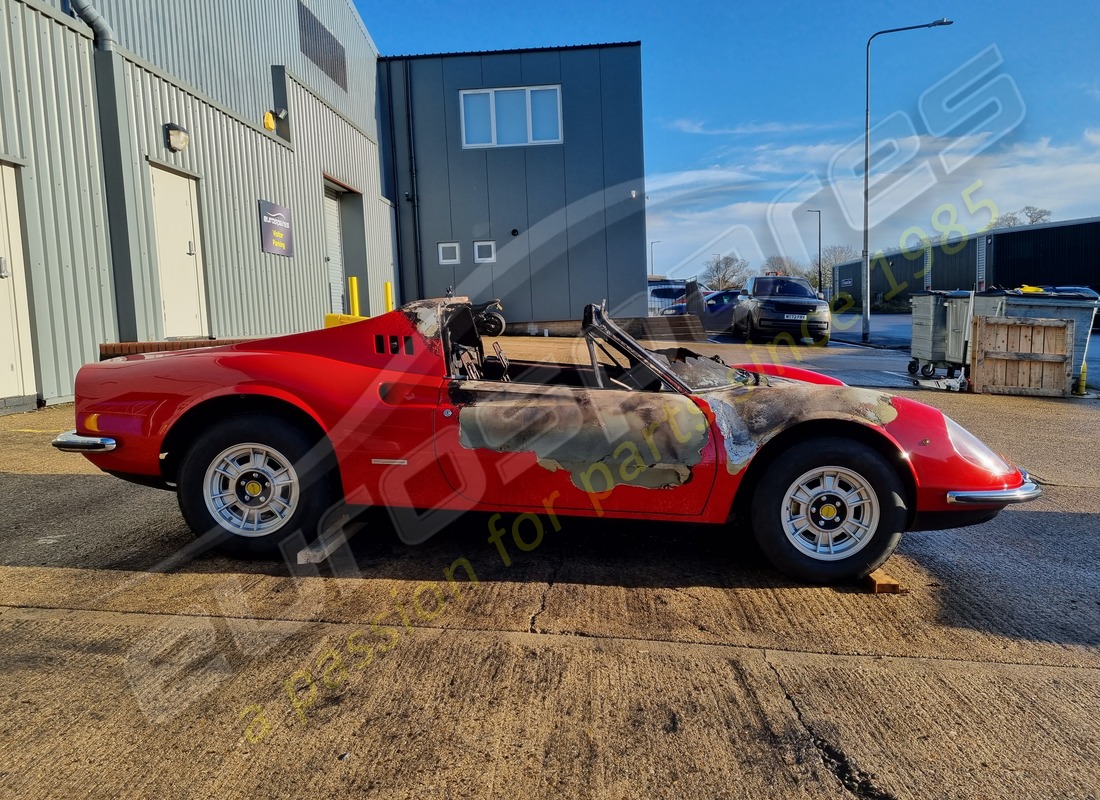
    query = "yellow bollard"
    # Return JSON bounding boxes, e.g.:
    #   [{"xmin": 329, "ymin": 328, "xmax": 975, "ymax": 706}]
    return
[
  {"xmin": 384, "ymin": 281, "xmax": 394, "ymax": 312},
  {"xmin": 348, "ymin": 276, "xmax": 360, "ymax": 317},
  {"xmin": 1074, "ymin": 362, "xmax": 1087, "ymax": 396}
]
